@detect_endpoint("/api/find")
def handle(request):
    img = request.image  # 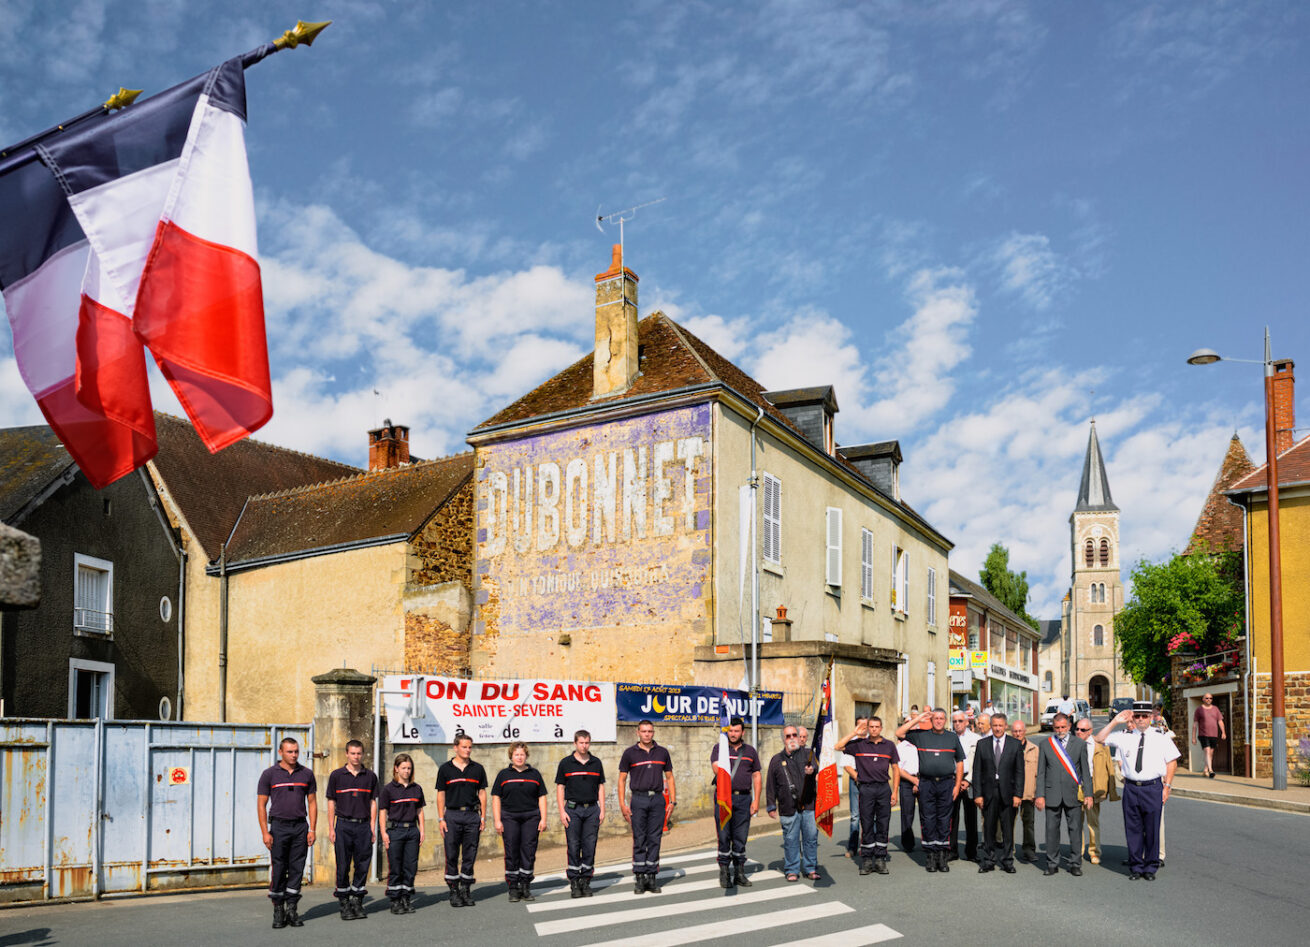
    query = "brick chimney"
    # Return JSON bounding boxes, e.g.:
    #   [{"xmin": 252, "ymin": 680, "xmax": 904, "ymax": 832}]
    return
[
  {"xmin": 368, "ymin": 419, "xmax": 410, "ymax": 471},
  {"xmin": 1272, "ymin": 358, "xmax": 1295, "ymax": 456},
  {"xmin": 593, "ymin": 244, "xmax": 639, "ymax": 398}
]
